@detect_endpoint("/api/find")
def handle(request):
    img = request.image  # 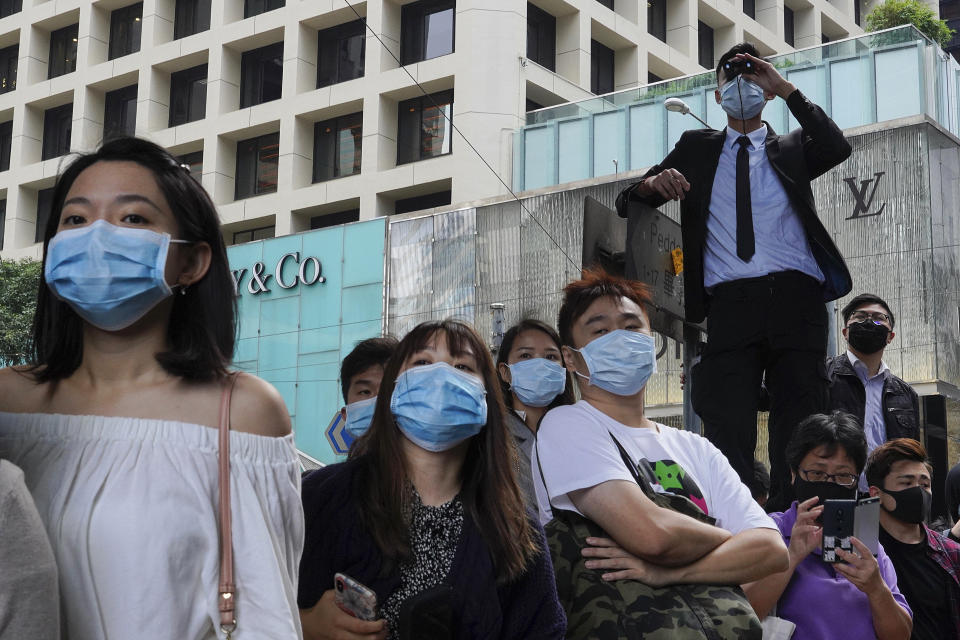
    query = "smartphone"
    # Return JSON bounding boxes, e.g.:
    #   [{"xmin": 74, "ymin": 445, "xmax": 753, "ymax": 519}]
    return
[
  {"xmin": 854, "ymin": 497, "xmax": 881, "ymax": 557},
  {"xmin": 334, "ymin": 573, "xmax": 378, "ymax": 621},
  {"xmin": 822, "ymin": 499, "xmax": 856, "ymax": 563}
]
